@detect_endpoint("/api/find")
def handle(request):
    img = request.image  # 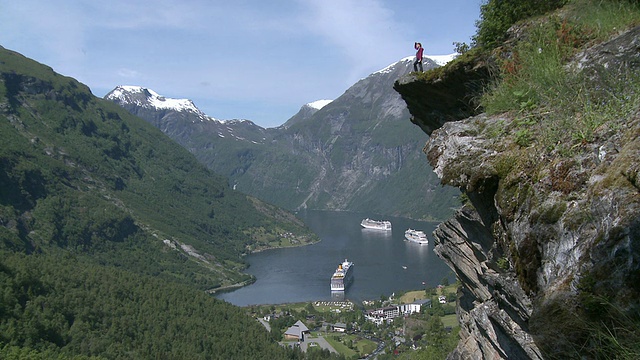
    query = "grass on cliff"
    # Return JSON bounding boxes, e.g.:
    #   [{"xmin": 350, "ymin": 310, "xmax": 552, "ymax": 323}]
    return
[
  {"xmin": 473, "ymin": 1, "xmax": 640, "ymax": 358},
  {"xmin": 480, "ymin": 0, "xmax": 640, "ymax": 154}
]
